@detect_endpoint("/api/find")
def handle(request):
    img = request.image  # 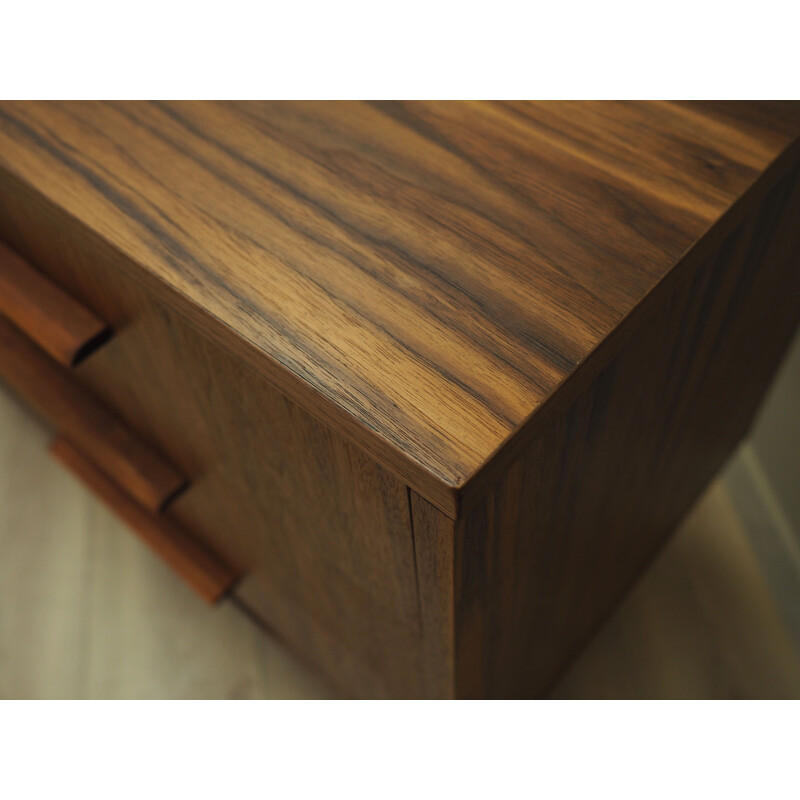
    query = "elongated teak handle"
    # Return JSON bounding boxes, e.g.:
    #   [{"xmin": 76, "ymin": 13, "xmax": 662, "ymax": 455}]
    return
[
  {"xmin": 0, "ymin": 314, "xmax": 186, "ymax": 512},
  {"xmin": 51, "ymin": 436, "xmax": 238, "ymax": 604},
  {"xmin": 0, "ymin": 240, "xmax": 111, "ymax": 367}
]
